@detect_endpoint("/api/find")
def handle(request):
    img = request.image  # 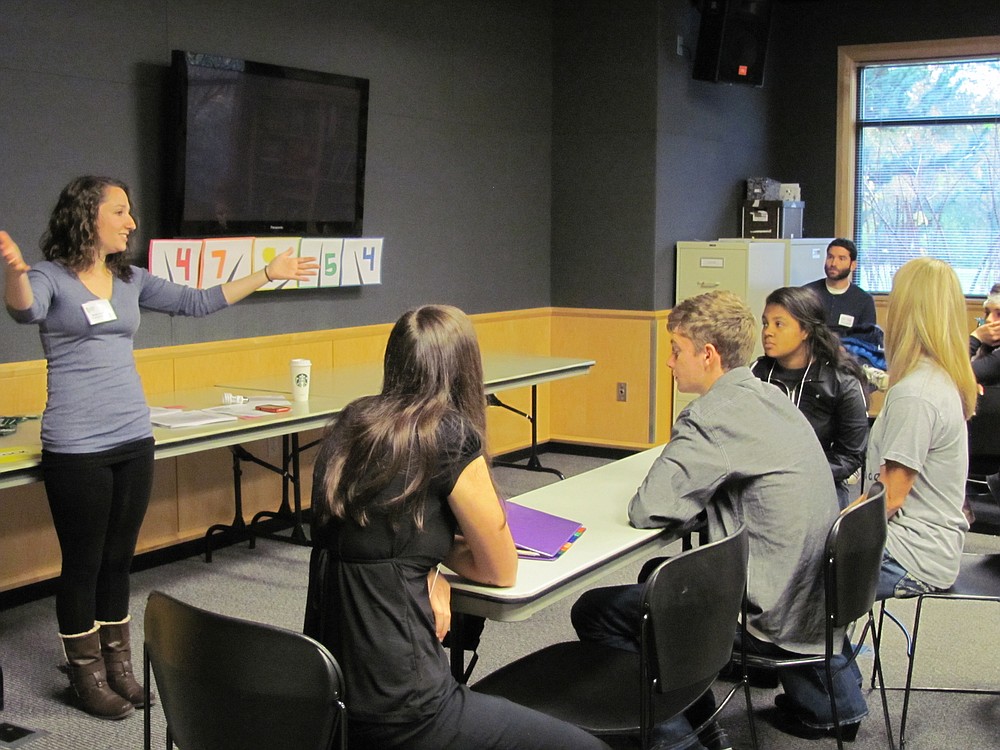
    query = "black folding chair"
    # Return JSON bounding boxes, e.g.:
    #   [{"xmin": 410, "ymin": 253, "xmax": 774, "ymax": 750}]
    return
[
  {"xmin": 143, "ymin": 590, "xmax": 346, "ymax": 750},
  {"xmin": 473, "ymin": 525, "xmax": 750, "ymax": 749},
  {"xmin": 874, "ymin": 553, "xmax": 1000, "ymax": 749},
  {"xmin": 741, "ymin": 484, "xmax": 894, "ymax": 750}
]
